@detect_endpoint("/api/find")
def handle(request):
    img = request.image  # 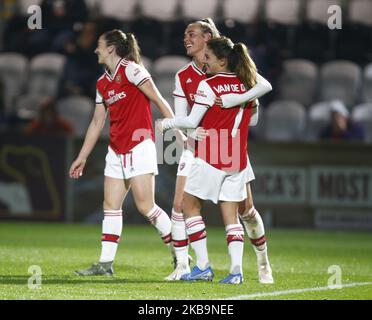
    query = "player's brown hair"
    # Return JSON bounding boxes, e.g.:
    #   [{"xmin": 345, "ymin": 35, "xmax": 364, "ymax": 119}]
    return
[
  {"xmin": 191, "ymin": 17, "xmax": 221, "ymax": 39},
  {"xmin": 207, "ymin": 37, "xmax": 257, "ymax": 89},
  {"xmin": 102, "ymin": 29, "xmax": 142, "ymax": 65}
]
